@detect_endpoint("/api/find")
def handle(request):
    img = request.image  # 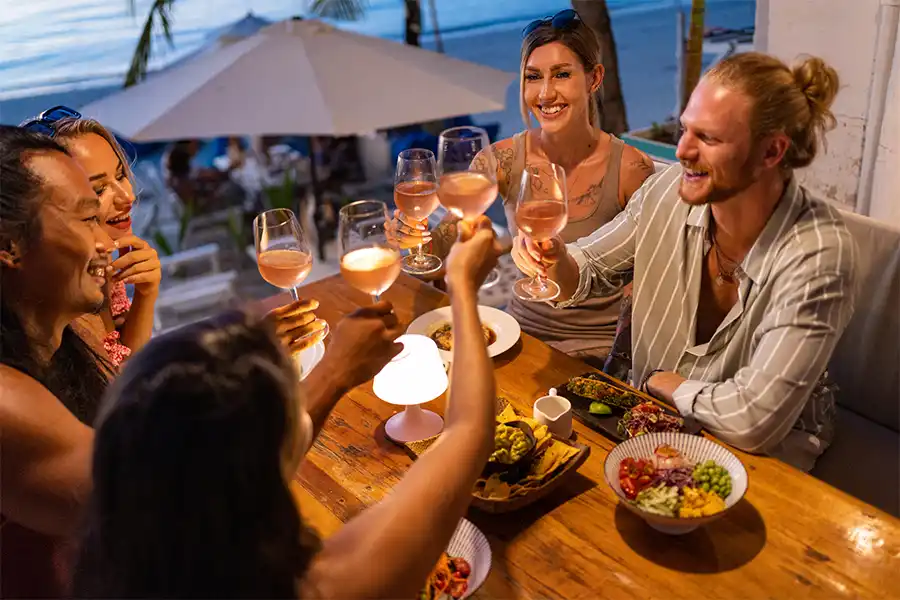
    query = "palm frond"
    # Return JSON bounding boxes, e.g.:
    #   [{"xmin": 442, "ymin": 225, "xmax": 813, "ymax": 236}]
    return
[
  {"xmin": 309, "ymin": 0, "xmax": 368, "ymax": 21},
  {"xmin": 124, "ymin": 0, "xmax": 177, "ymax": 88}
]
